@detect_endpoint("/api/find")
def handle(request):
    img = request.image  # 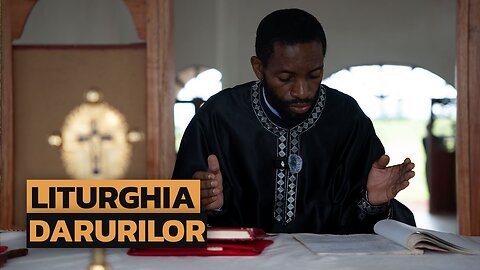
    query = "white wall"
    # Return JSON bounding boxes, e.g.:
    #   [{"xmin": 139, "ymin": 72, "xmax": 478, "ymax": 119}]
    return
[
  {"xmin": 174, "ymin": 0, "xmax": 219, "ymax": 73},
  {"xmin": 175, "ymin": 0, "xmax": 456, "ymax": 87},
  {"xmin": 16, "ymin": 0, "xmax": 456, "ymax": 86}
]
